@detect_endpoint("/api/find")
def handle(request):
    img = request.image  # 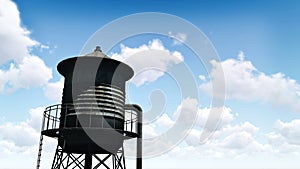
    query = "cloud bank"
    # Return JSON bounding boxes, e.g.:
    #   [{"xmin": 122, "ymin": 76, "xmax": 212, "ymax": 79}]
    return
[
  {"xmin": 200, "ymin": 54, "xmax": 300, "ymax": 112},
  {"xmin": 111, "ymin": 39, "xmax": 184, "ymax": 86},
  {"xmin": 0, "ymin": 0, "xmax": 52, "ymax": 93}
]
